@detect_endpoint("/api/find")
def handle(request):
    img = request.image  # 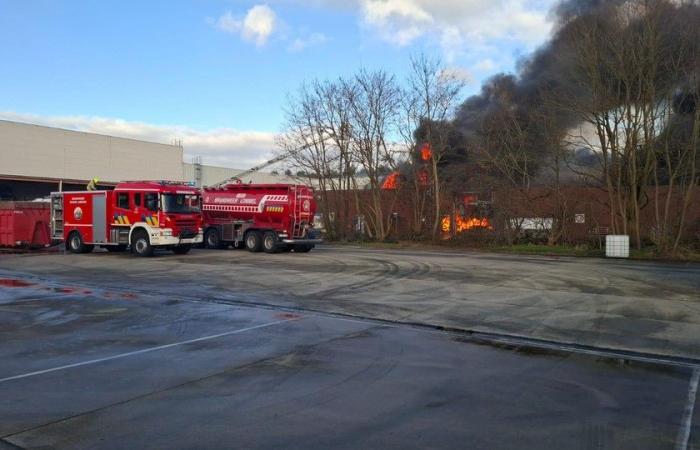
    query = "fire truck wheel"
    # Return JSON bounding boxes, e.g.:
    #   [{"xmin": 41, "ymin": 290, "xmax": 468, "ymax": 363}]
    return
[
  {"xmin": 68, "ymin": 231, "xmax": 92, "ymax": 254},
  {"xmin": 245, "ymin": 231, "xmax": 263, "ymax": 252},
  {"xmin": 131, "ymin": 230, "xmax": 154, "ymax": 257},
  {"xmin": 172, "ymin": 245, "xmax": 191, "ymax": 255},
  {"xmin": 205, "ymin": 228, "xmax": 225, "ymax": 249},
  {"xmin": 262, "ymin": 231, "xmax": 279, "ymax": 254},
  {"xmin": 293, "ymin": 244, "xmax": 314, "ymax": 253}
]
